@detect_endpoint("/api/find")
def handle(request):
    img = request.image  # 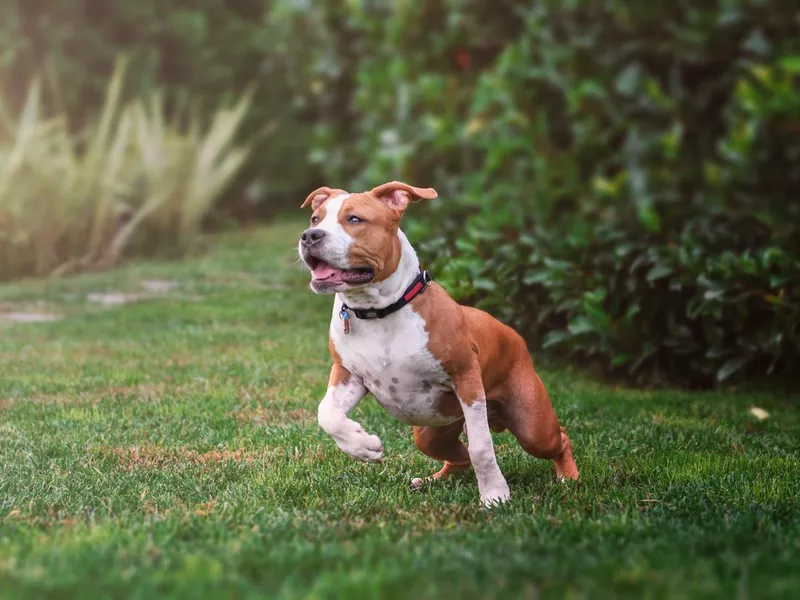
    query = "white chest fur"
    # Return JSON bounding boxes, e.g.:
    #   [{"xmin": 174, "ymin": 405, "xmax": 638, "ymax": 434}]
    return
[{"xmin": 329, "ymin": 298, "xmax": 458, "ymax": 427}]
